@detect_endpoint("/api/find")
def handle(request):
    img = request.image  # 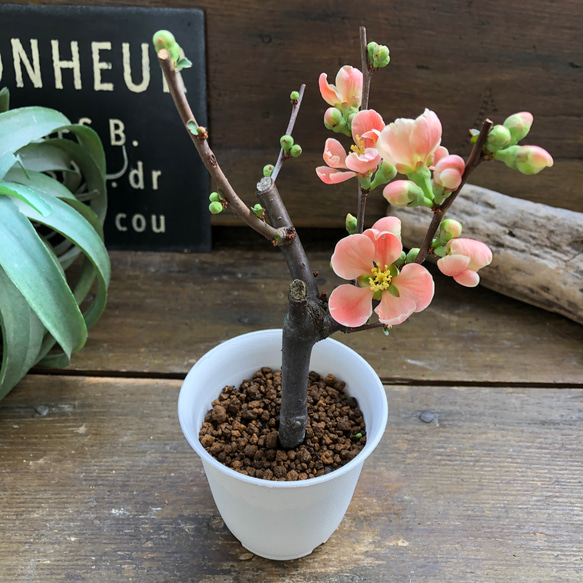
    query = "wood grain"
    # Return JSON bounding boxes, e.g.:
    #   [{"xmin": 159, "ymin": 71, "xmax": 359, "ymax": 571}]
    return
[
  {"xmin": 1, "ymin": 375, "xmax": 581, "ymax": 582},
  {"xmin": 8, "ymin": 0, "xmax": 582, "ymax": 228},
  {"xmin": 57, "ymin": 248, "xmax": 583, "ymax": 385}
]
